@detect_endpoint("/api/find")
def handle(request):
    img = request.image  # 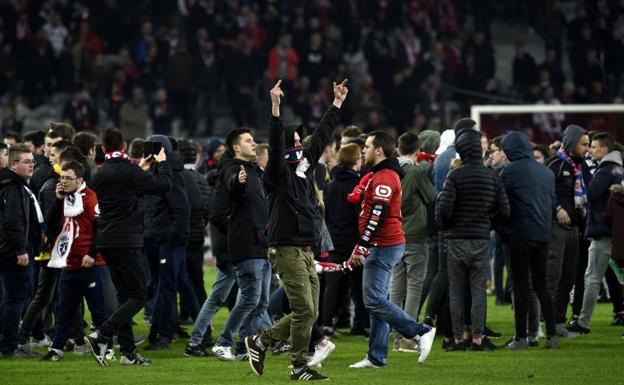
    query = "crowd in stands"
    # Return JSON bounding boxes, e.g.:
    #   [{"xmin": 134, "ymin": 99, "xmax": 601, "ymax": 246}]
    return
[{"xmin": 1, "ymin": 1, "xmax": 624, "ymax": 140}]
